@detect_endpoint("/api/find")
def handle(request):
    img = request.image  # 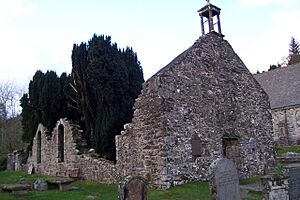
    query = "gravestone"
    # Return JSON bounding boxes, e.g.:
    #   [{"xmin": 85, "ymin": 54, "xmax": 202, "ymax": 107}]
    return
[
  {"xmin": 119, "ymin": 176, "xmax": 147, "ymax": 200},
  {"xmin": 209, "ymin": 158, "xmax": 241, "ymax": 200},
  {"xmin": 34, "ymin": 178, "xmax": 48, "ymax": 191},
  {"xmin": 287, "ymin": 167, "xmax": 300, "ymax": 200}
]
